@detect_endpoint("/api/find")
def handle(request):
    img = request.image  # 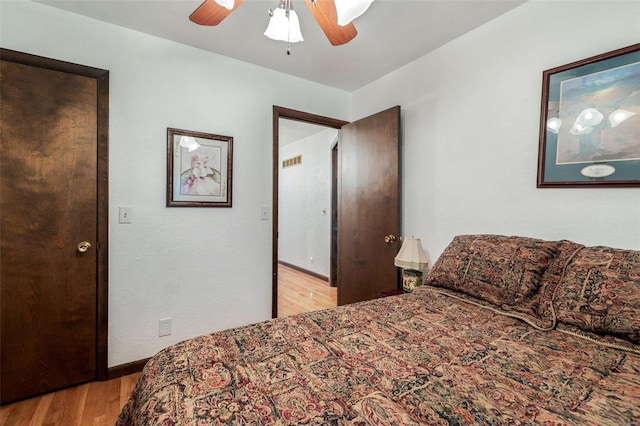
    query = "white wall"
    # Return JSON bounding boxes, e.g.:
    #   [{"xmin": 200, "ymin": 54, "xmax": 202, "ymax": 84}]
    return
[
  {"xmin": 279, "ymin": 129, "xmax": 337, "ymax": 277},
  {"xmin": 0, "ymin": 0, "xmax": 349, "ymax": 367},
  {"xmin": 351, "ymin": 0, "xmax": 640, "ymax": 264}
]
